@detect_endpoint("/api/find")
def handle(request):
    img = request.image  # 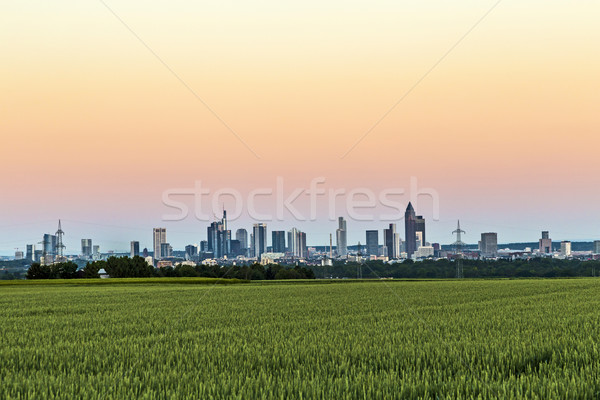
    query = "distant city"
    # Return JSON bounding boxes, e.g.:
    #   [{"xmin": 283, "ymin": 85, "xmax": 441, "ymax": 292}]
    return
[{"xmin": 10, "ymin": 203, "xmax": 600, "ymax": 269}]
